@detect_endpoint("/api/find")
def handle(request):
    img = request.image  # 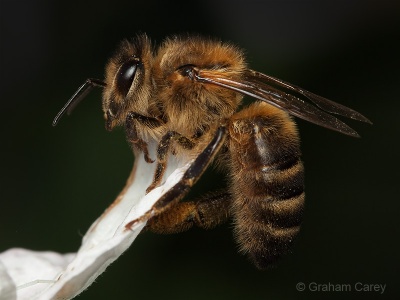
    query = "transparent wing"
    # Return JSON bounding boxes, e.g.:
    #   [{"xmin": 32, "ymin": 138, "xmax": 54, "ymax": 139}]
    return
[
  {"xmin": 195, "ymin": 69, "xmax": 371, "ymax": 137},
  {"xmin": 247, "ymin": 70, "xmax": 371, "ymax": 123}
]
